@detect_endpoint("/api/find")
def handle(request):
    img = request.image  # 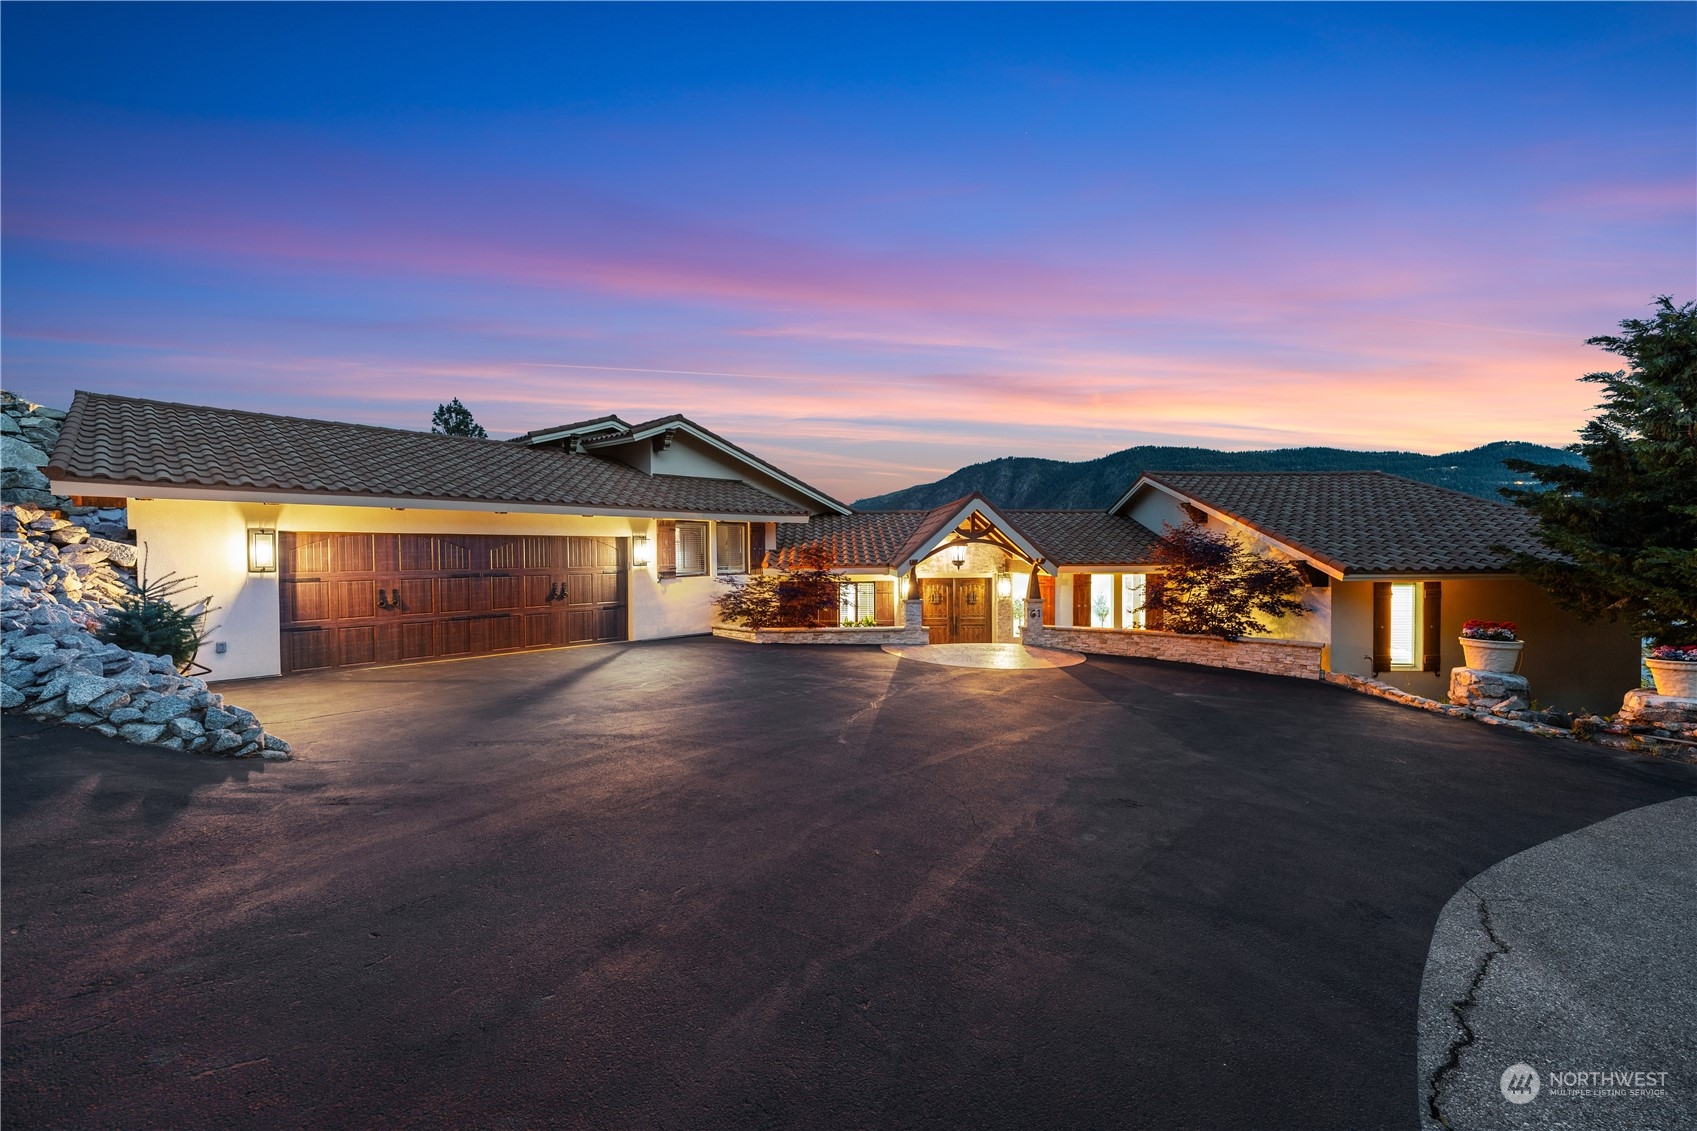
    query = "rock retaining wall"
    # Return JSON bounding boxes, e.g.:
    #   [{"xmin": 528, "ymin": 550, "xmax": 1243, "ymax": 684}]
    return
[
  {"xmin": 1025, "ymin": 617, "xmax": 1324, "ymax": 680},
  {"xmin": 1, "ymin": 503, "xmax": 292, "ymax": 760},
  {"xmin": 1323, "ymin": 671, "xmax": 1697, "ymax": 762}
]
